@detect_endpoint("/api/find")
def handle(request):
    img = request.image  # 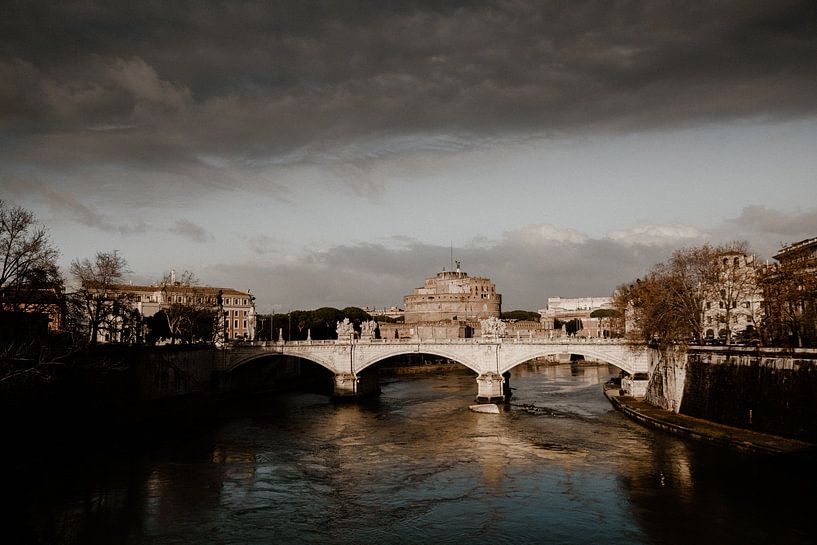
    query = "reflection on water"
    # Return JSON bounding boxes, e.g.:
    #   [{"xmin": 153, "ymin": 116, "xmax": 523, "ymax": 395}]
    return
[{"xmin": 5, "ymin": 363, "xmax": 815, "ymax": 545}]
